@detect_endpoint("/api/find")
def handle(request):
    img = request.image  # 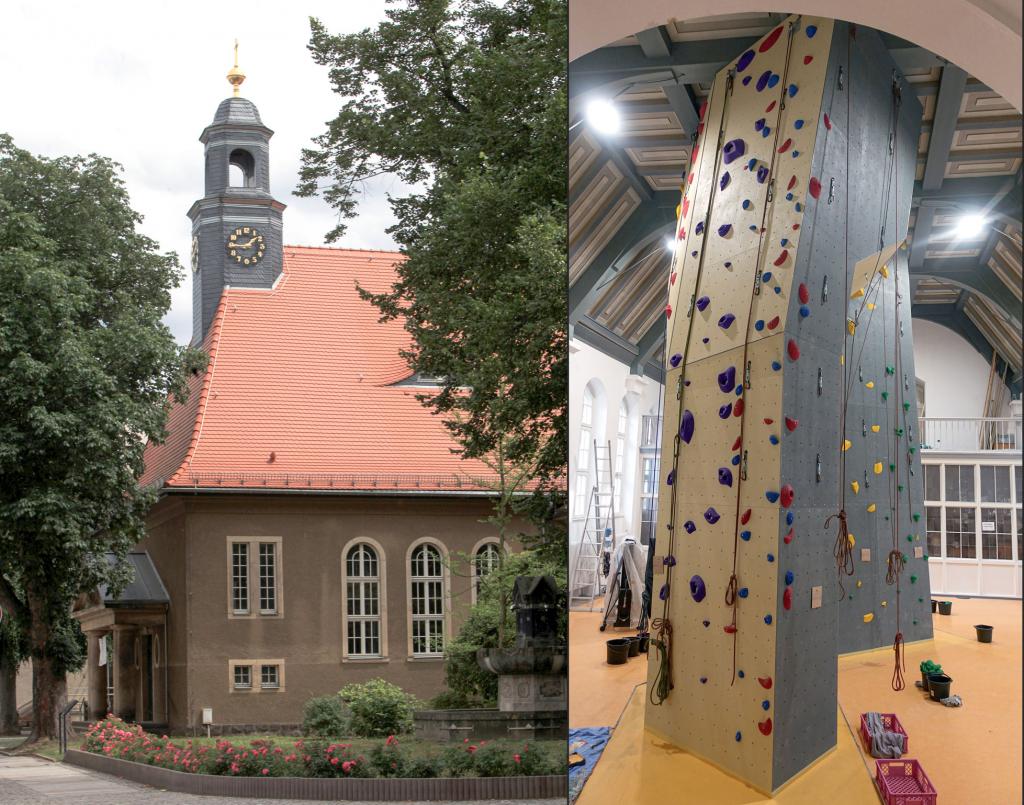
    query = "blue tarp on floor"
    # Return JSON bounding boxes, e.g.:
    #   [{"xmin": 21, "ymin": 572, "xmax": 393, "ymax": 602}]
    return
[{"xmin": 568, "ymin": 726, "xmax": 611, "ymax": 803}]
